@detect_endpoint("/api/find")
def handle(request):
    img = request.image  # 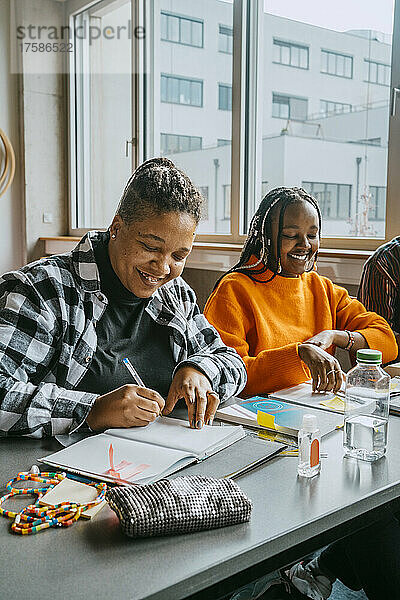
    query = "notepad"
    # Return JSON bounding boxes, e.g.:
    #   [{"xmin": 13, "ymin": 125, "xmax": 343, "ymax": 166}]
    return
[
  {"xmin": 216, "ymin": 397, "xmax": 342, "ymax": 437},
  {"xmin": 40, "ymin": 417, "xmax": 245, "ymax": 485}
]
